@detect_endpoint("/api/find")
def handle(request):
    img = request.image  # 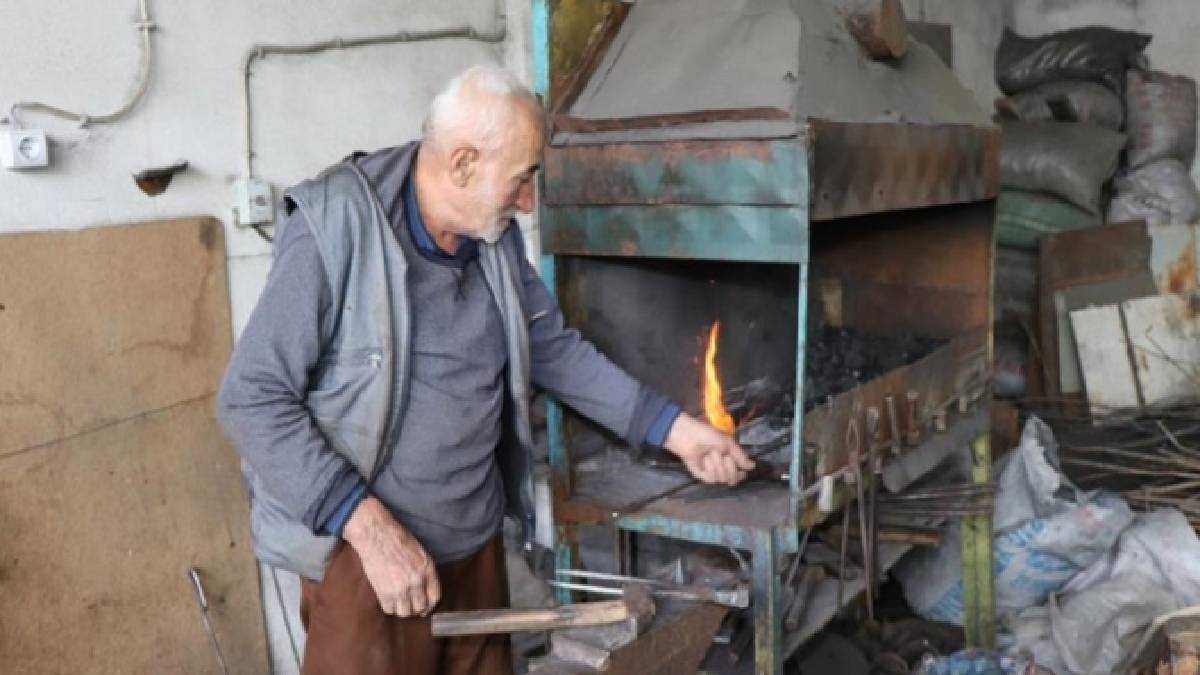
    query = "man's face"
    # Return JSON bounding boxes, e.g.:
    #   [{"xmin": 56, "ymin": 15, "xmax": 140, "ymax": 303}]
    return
[{"xmin": 465, "ymin": 110, "xmax": 543, "ymax": 244}]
